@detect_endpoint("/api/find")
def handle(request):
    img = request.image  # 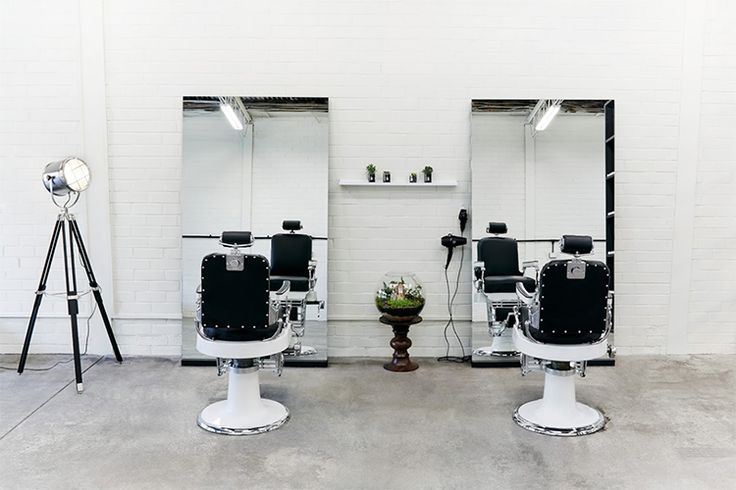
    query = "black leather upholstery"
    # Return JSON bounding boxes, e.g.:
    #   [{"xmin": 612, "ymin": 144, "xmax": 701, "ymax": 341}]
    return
[
  {"xmin": 282, "ymin": 220, "xmax": 302, "ymax": 231},
  {"xmin": 484, "ymin": 275, "xmax": 536, "ymax": 294},
  {"xmin": 529, "ymin": 259, "xmax": 609, "ymax": 344},
  {"xmin": 221, "ymin": 231, "xmax": 253, "ymax": 247},
  {"xmin": 486, "ymin": 222, "xmax": 508, "ymax": 234},
  {"xmin": 270, "ymin": 233, "xmax": 312, "ymax": 292},
  {"xmin": 560, "ymin": 235, "xmax": 593, "ymax": 255},
  {"xmin": 200, "ymin": 253, "xmax": 279, "ymax": 341},
  {"xmin": 477, "ymin": 237, "xmax": 536, "ymax": 293},
  {"xmin": 270, "ymin": 275, "xmax": 309, "ymax": 292}
]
